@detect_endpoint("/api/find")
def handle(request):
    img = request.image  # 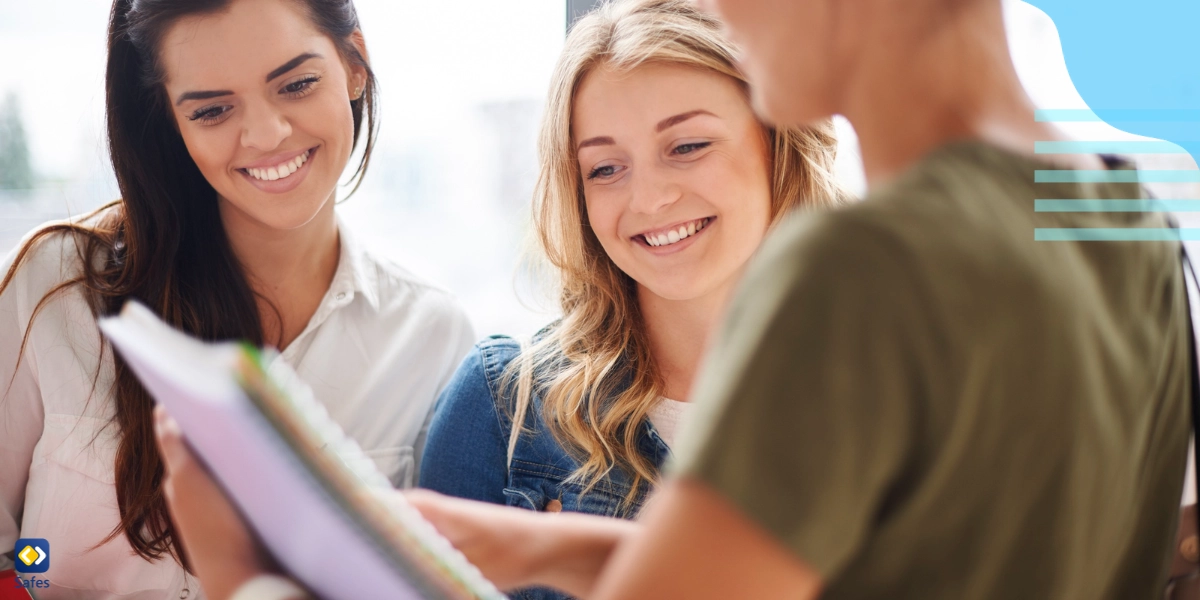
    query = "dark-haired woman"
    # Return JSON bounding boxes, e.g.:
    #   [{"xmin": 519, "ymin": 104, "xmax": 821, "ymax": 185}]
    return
[{"xmin": 0, "ymin": 0, "xmax": 473, "ymax": 597}]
